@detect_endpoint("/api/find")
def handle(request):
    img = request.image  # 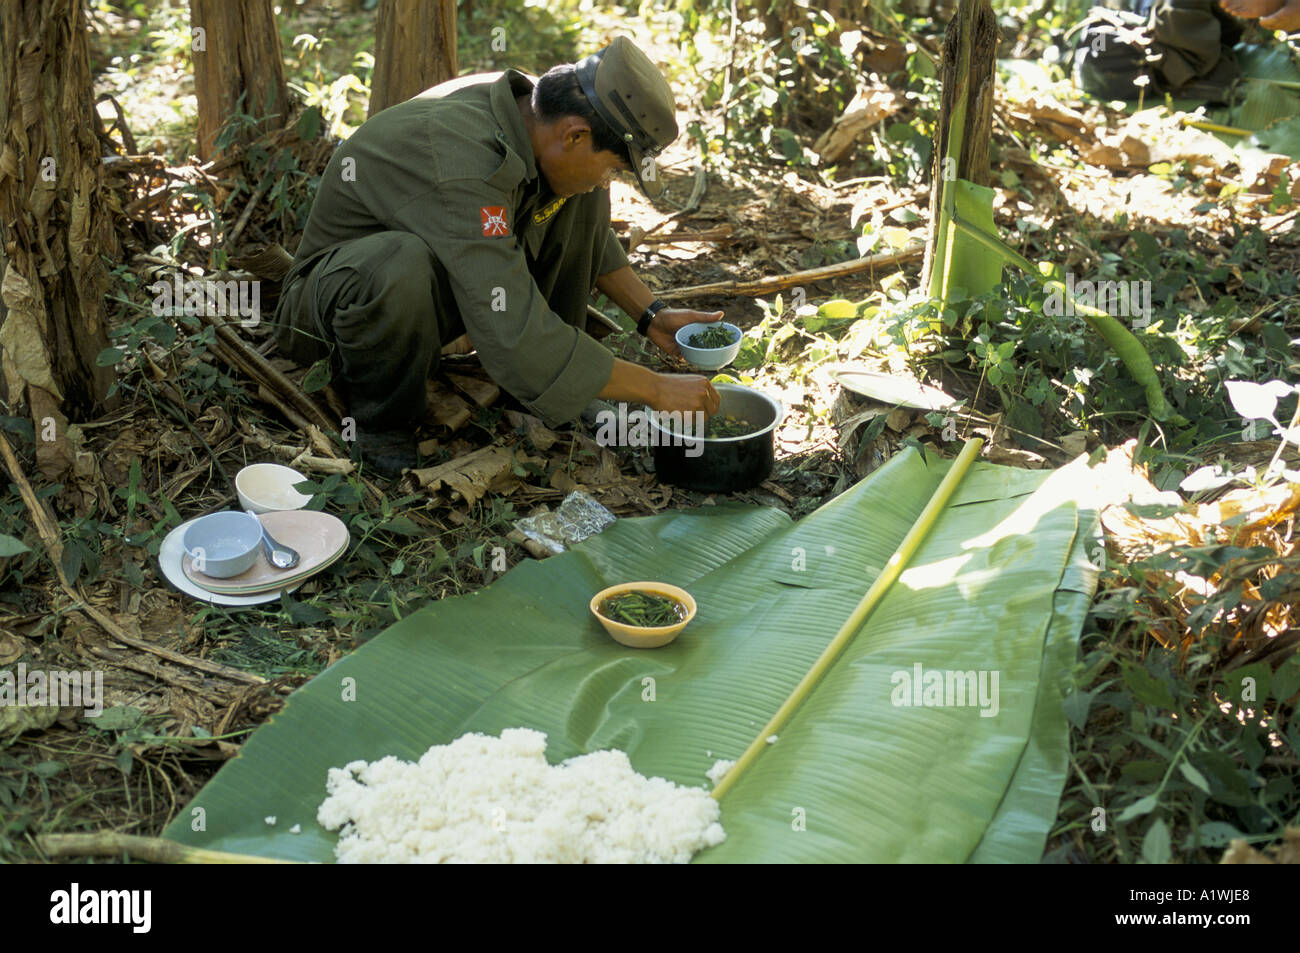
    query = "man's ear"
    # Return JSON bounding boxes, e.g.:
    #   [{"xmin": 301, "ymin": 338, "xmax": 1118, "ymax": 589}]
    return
[{"xmin": 560, "ymin": 116, "xmax": 592, "ymax": 151}]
